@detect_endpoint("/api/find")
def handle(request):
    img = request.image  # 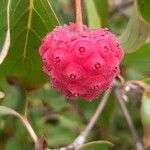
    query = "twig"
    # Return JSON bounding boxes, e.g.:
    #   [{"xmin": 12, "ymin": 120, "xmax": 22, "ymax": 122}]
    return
[
  {"xmin": 66, "ymin": 89, "xmax": 112, "ymax": 149},
  {"xmin": 75, "ymin": 0, "xmax": 83, "ymax": 24},
  {"xmin": 115, "ymin": 89, "xmax": 144, "ymax": 150}
]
